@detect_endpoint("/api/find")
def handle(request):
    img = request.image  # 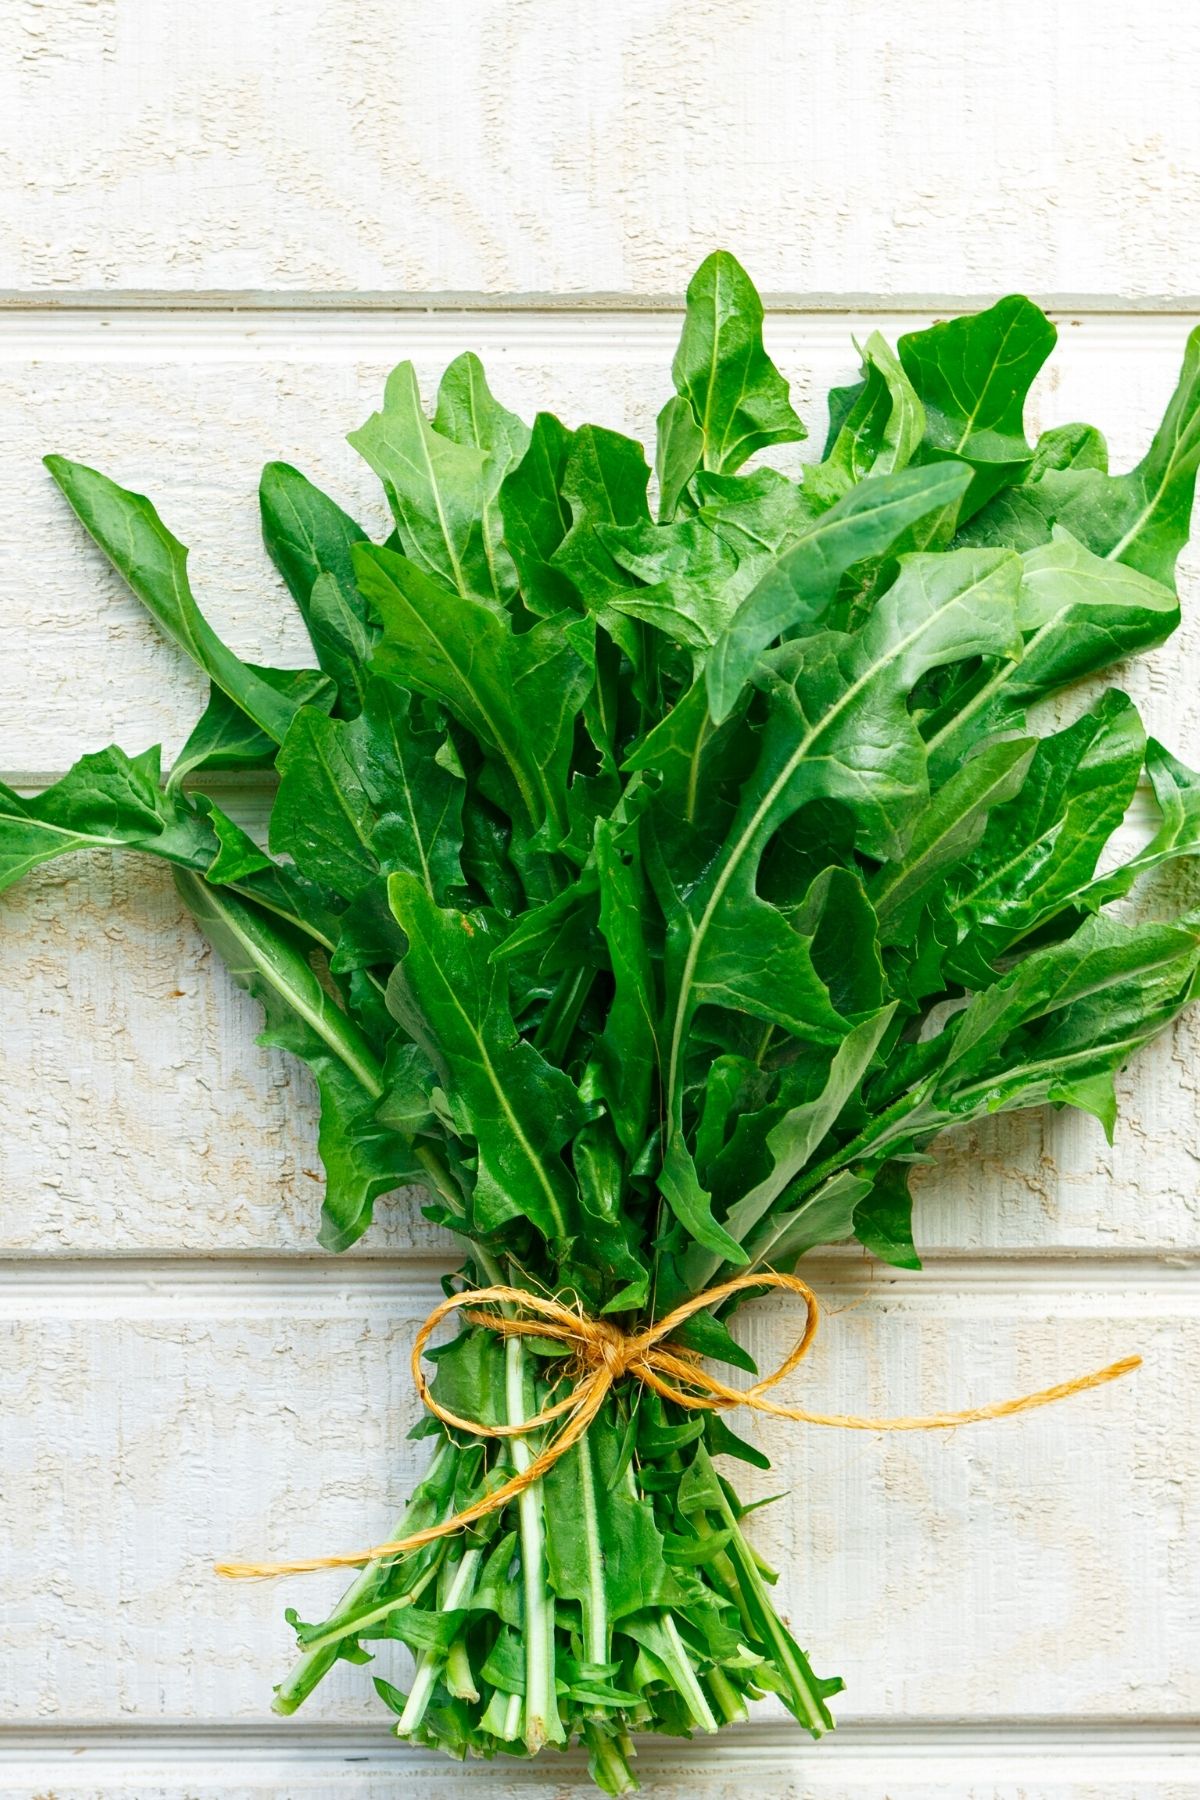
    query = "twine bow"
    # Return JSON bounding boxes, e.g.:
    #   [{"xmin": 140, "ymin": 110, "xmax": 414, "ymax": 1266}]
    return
[{"xmin": 215, "ymin": 1271, "xmax": 1140, "ymax": 1580}]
